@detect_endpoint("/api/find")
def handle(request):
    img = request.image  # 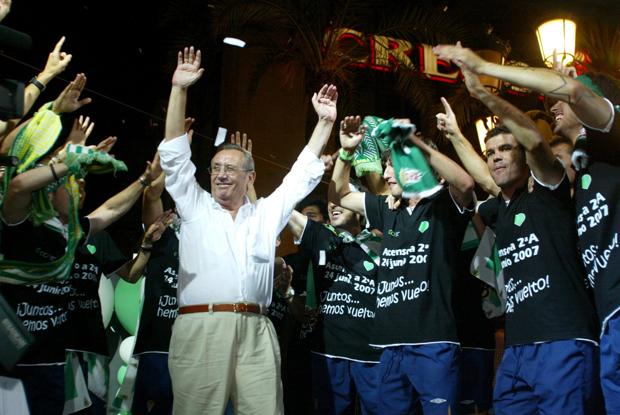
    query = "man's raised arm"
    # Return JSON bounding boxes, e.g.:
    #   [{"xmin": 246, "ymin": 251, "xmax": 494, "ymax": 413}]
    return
[
  {"xmin": 461, "ymin": 67, "xmax": 564, "ymax": 186},
  {"xmin": 165, "ymin": 47, "xmax": 204, "ymax": 141},
  {"xmin": 88, "ymin": 152, "xmax": 161, "ymax": 234},
  {"xmin": 434, "ymin": 42, "xmax": 612, "ymax": 131},
  {"xmin": 437, "ymin": 97, "xmax": 500, "ymax": 196},
  {"xmin": 306, "ymin": 84, "xmax": 338, "ymax": 157},
  {"xmin": 408, "ymin": 132, "xmax": 475, "ymax": 209},
  {"xmin": 328, "ymin": 115, "xmax": 366, "ymax": 215},
  {"xmin": 158, "ymin": 47, "xmax": 205, "ymax": 220}
]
